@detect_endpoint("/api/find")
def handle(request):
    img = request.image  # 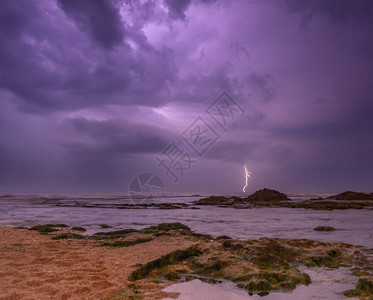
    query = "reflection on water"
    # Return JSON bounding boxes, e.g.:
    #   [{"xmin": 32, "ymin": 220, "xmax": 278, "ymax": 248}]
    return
[{"xmin": 162, "ymin": 267, "xmax": 359, "ymax": 300}]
